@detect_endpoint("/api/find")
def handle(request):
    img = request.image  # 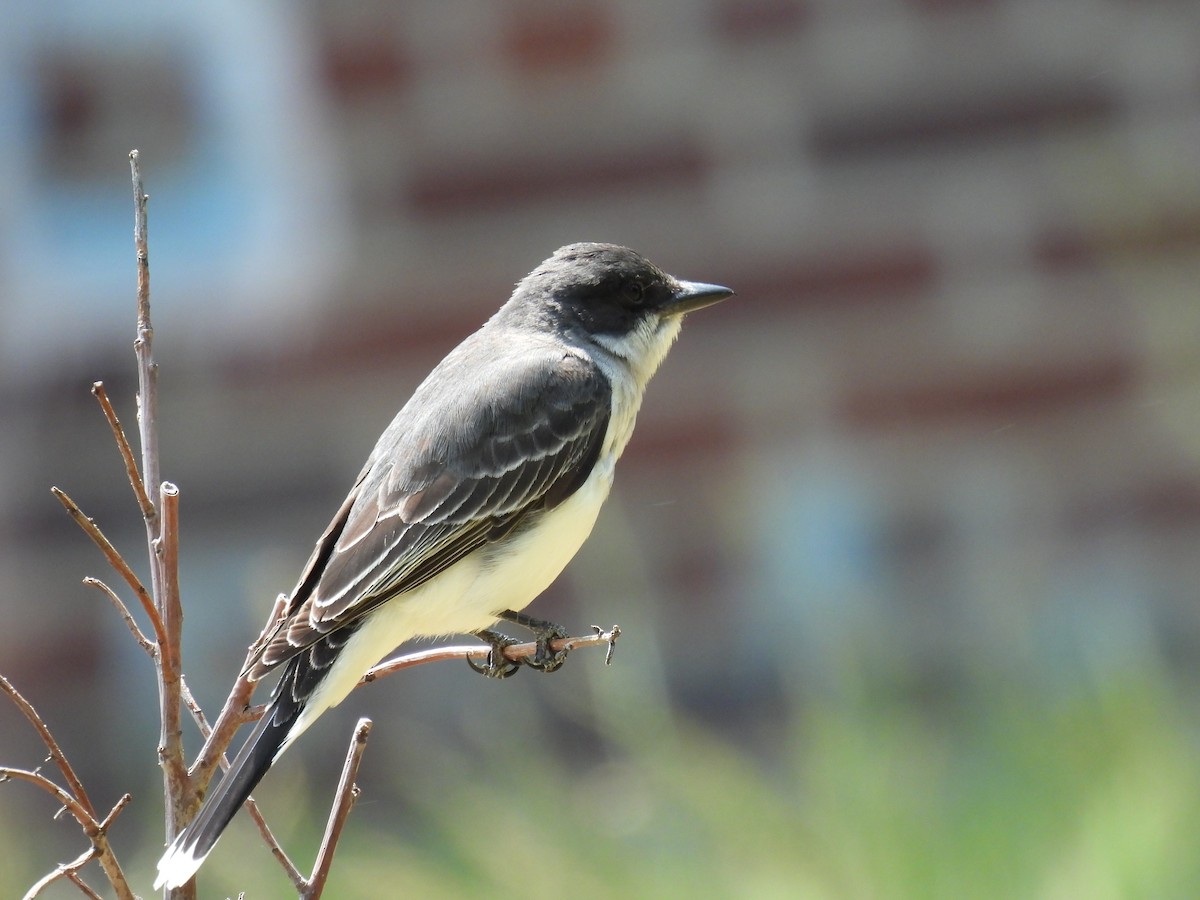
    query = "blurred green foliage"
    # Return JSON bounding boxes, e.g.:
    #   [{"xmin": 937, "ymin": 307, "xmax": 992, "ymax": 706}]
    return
[{"xmin": 5, "ymin": 642, "xmax": 1198, "ymax": 899}]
